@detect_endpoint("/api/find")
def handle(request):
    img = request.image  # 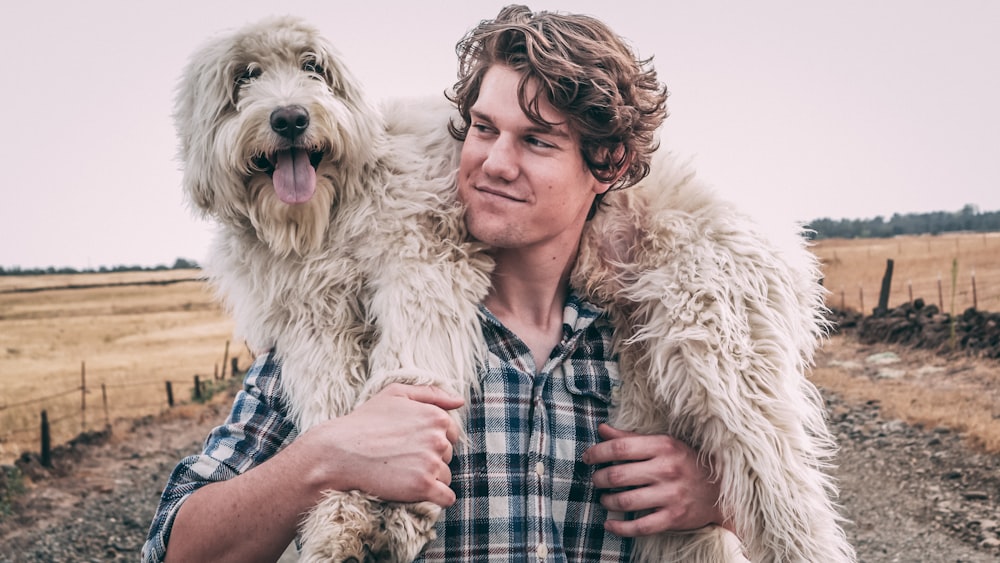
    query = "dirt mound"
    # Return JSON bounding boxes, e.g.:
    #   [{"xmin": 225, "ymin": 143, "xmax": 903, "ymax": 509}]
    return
[{"xmin": 829, "ymin": 301, "xmax": 1000, "ymax": 359}]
